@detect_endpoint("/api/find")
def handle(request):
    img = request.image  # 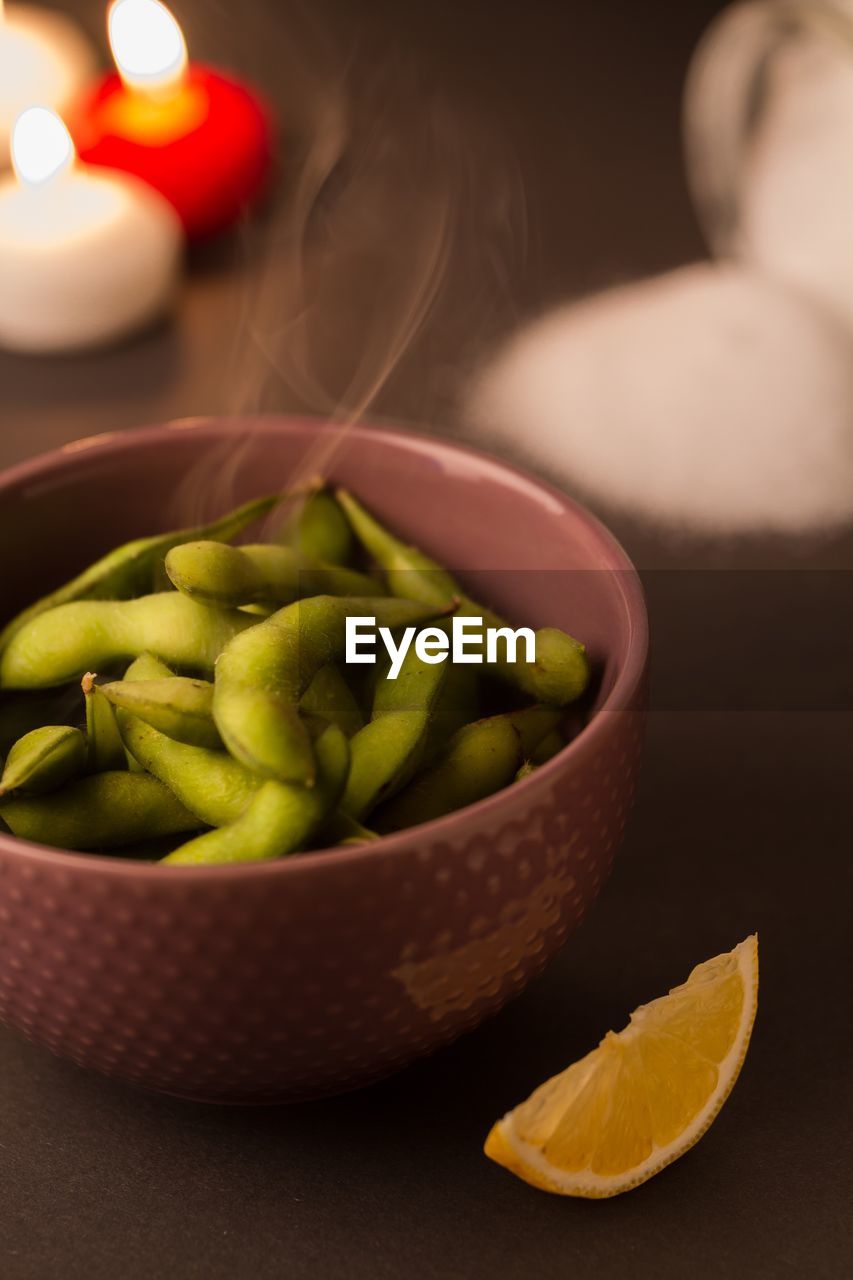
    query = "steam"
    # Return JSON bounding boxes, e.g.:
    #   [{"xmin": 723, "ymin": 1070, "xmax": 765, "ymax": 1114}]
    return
[{"xmin": 168, "ymin": 0, "xmax": 527, "ymax": 527}]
